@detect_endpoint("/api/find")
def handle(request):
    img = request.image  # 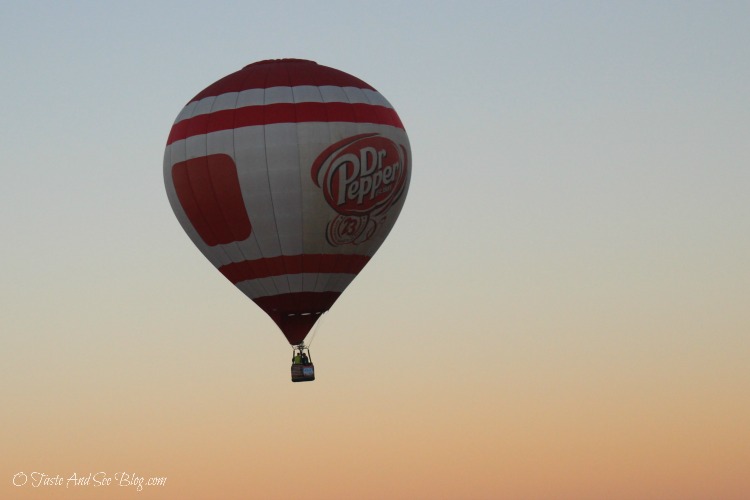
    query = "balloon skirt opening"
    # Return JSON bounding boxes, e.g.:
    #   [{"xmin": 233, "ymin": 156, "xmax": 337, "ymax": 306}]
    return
[{"xmin": 253, "ymin": 292, "xmax": 340, "ymax": 345}]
